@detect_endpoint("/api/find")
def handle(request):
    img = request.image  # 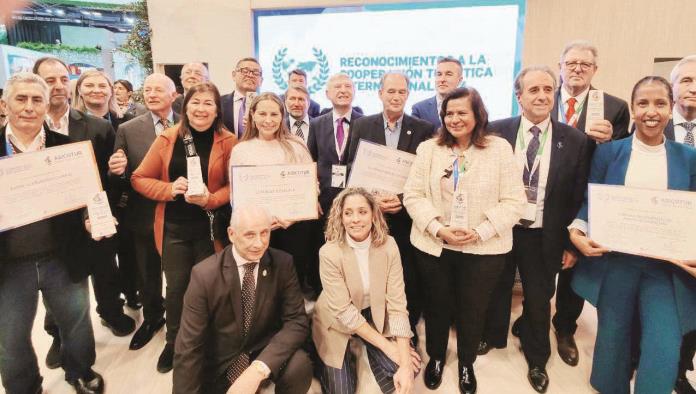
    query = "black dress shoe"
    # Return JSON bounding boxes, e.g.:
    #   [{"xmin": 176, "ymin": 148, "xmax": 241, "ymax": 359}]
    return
[
  {"xmin": 527, "ymin": 366, "xmax": 549, "ymax": 393},
  {"xmin": 157, "ymin": 343, "xmax": 174, "ymax": 373},
  {"xmin": 100, "ymin": 313, "xmax": 135, "ymax": 337},
  {"xmin": 424, "ymin": 358, "xmax": 445, "ymax": 390},
  {"xmin": 555, "ymin": 331, "xmax": 579, "ymax": 366},
  {"xmin": 459, "ymin": 364, "xmax": 477, "ymax": 394},
  {"xmin": 512, "ymin": 318, "xmax": 521, "ymax": 338},
  {"xmin": 125, "ymin": 297, "xmax": 142, "ymax": 310},
  {"xmin": 68, "ymin": 370, "xmax": 104, "ymax": 394},
  {"xmin": 46, "ymin": 336, "xmax": 61, "ymax": 369},
  {"xmin": 129, "ymin": 317, "xmax": 165, "ymax": 350},
  {"xmin": 675, "ymin": 374, "xmax": 696, "ymax": 394}
]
